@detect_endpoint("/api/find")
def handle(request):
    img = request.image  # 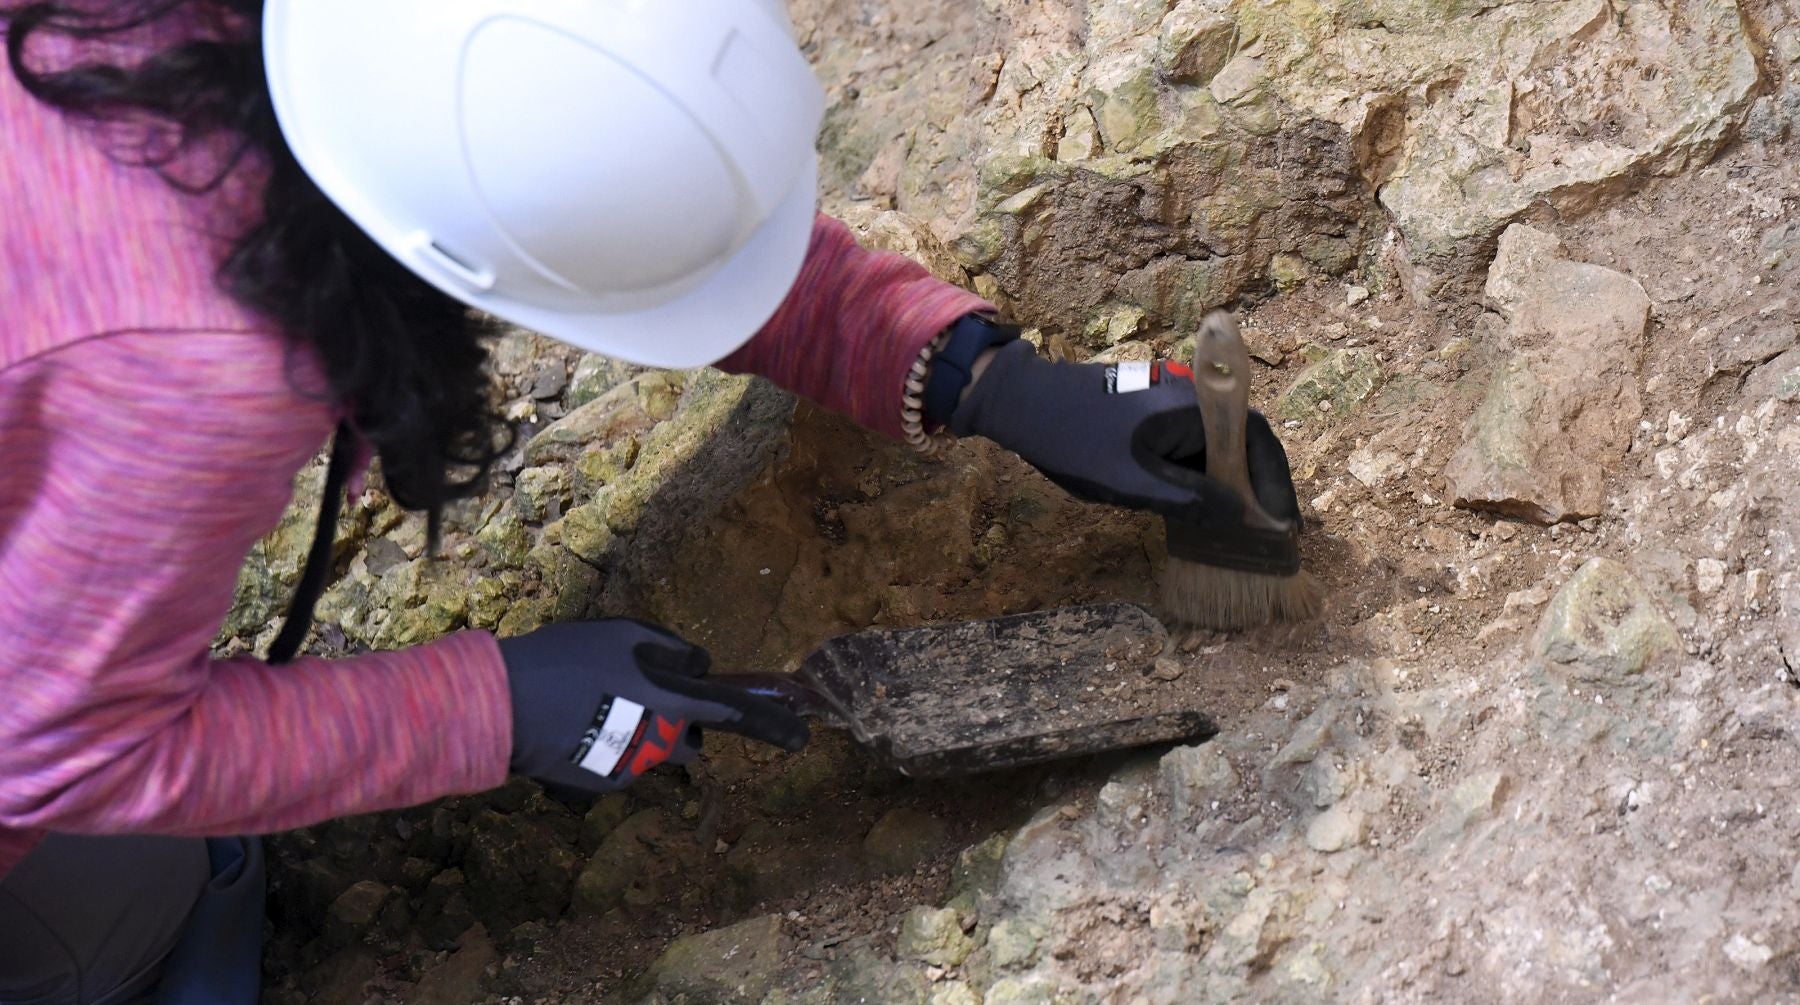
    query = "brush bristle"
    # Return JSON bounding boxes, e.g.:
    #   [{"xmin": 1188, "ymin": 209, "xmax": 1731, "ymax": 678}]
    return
[{"xmin": 1162, "ymin": 557, "xmax": 1323, "ymax": 630}]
